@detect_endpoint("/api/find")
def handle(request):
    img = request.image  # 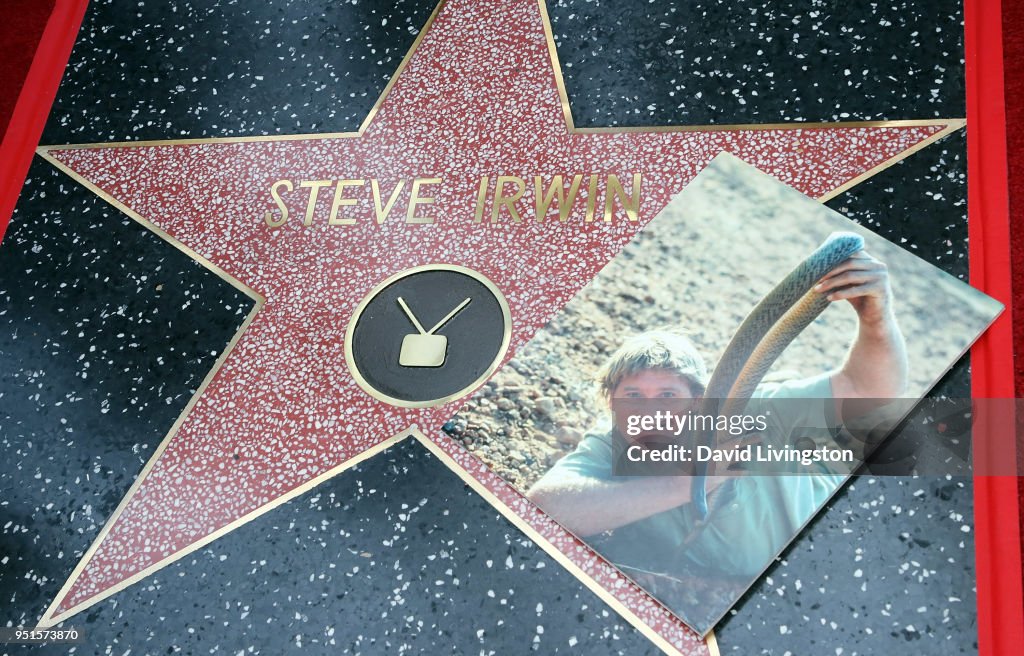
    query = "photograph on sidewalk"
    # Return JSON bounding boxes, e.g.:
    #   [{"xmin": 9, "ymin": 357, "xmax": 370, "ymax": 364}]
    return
[{"xmin": 443, "ymin": 153, "xmax": 1002, "ymax": 635}]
